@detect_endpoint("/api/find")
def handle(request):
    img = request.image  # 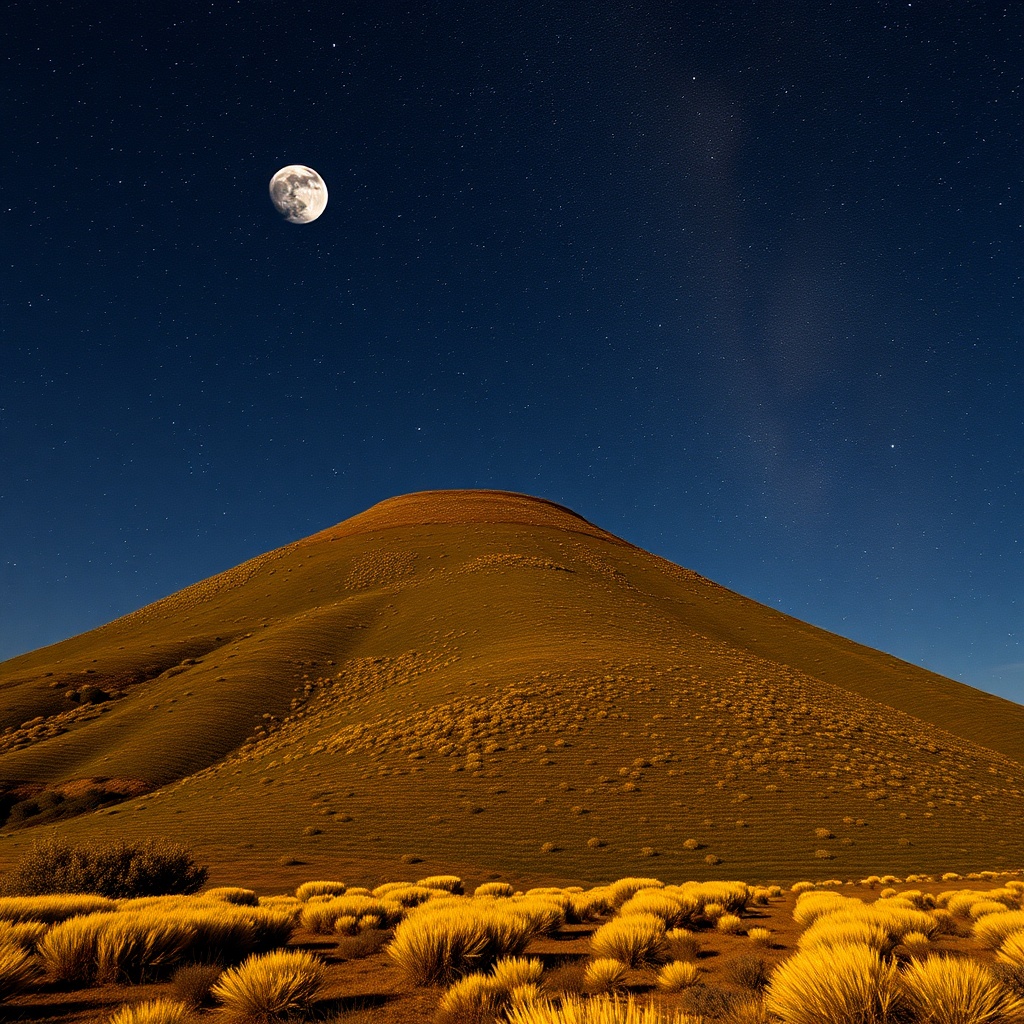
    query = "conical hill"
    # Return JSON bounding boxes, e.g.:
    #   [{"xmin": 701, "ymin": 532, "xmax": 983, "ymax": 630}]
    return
[{"xmin": 1, "ymin": 489, "xmax": 1021, "ymax": 884}]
